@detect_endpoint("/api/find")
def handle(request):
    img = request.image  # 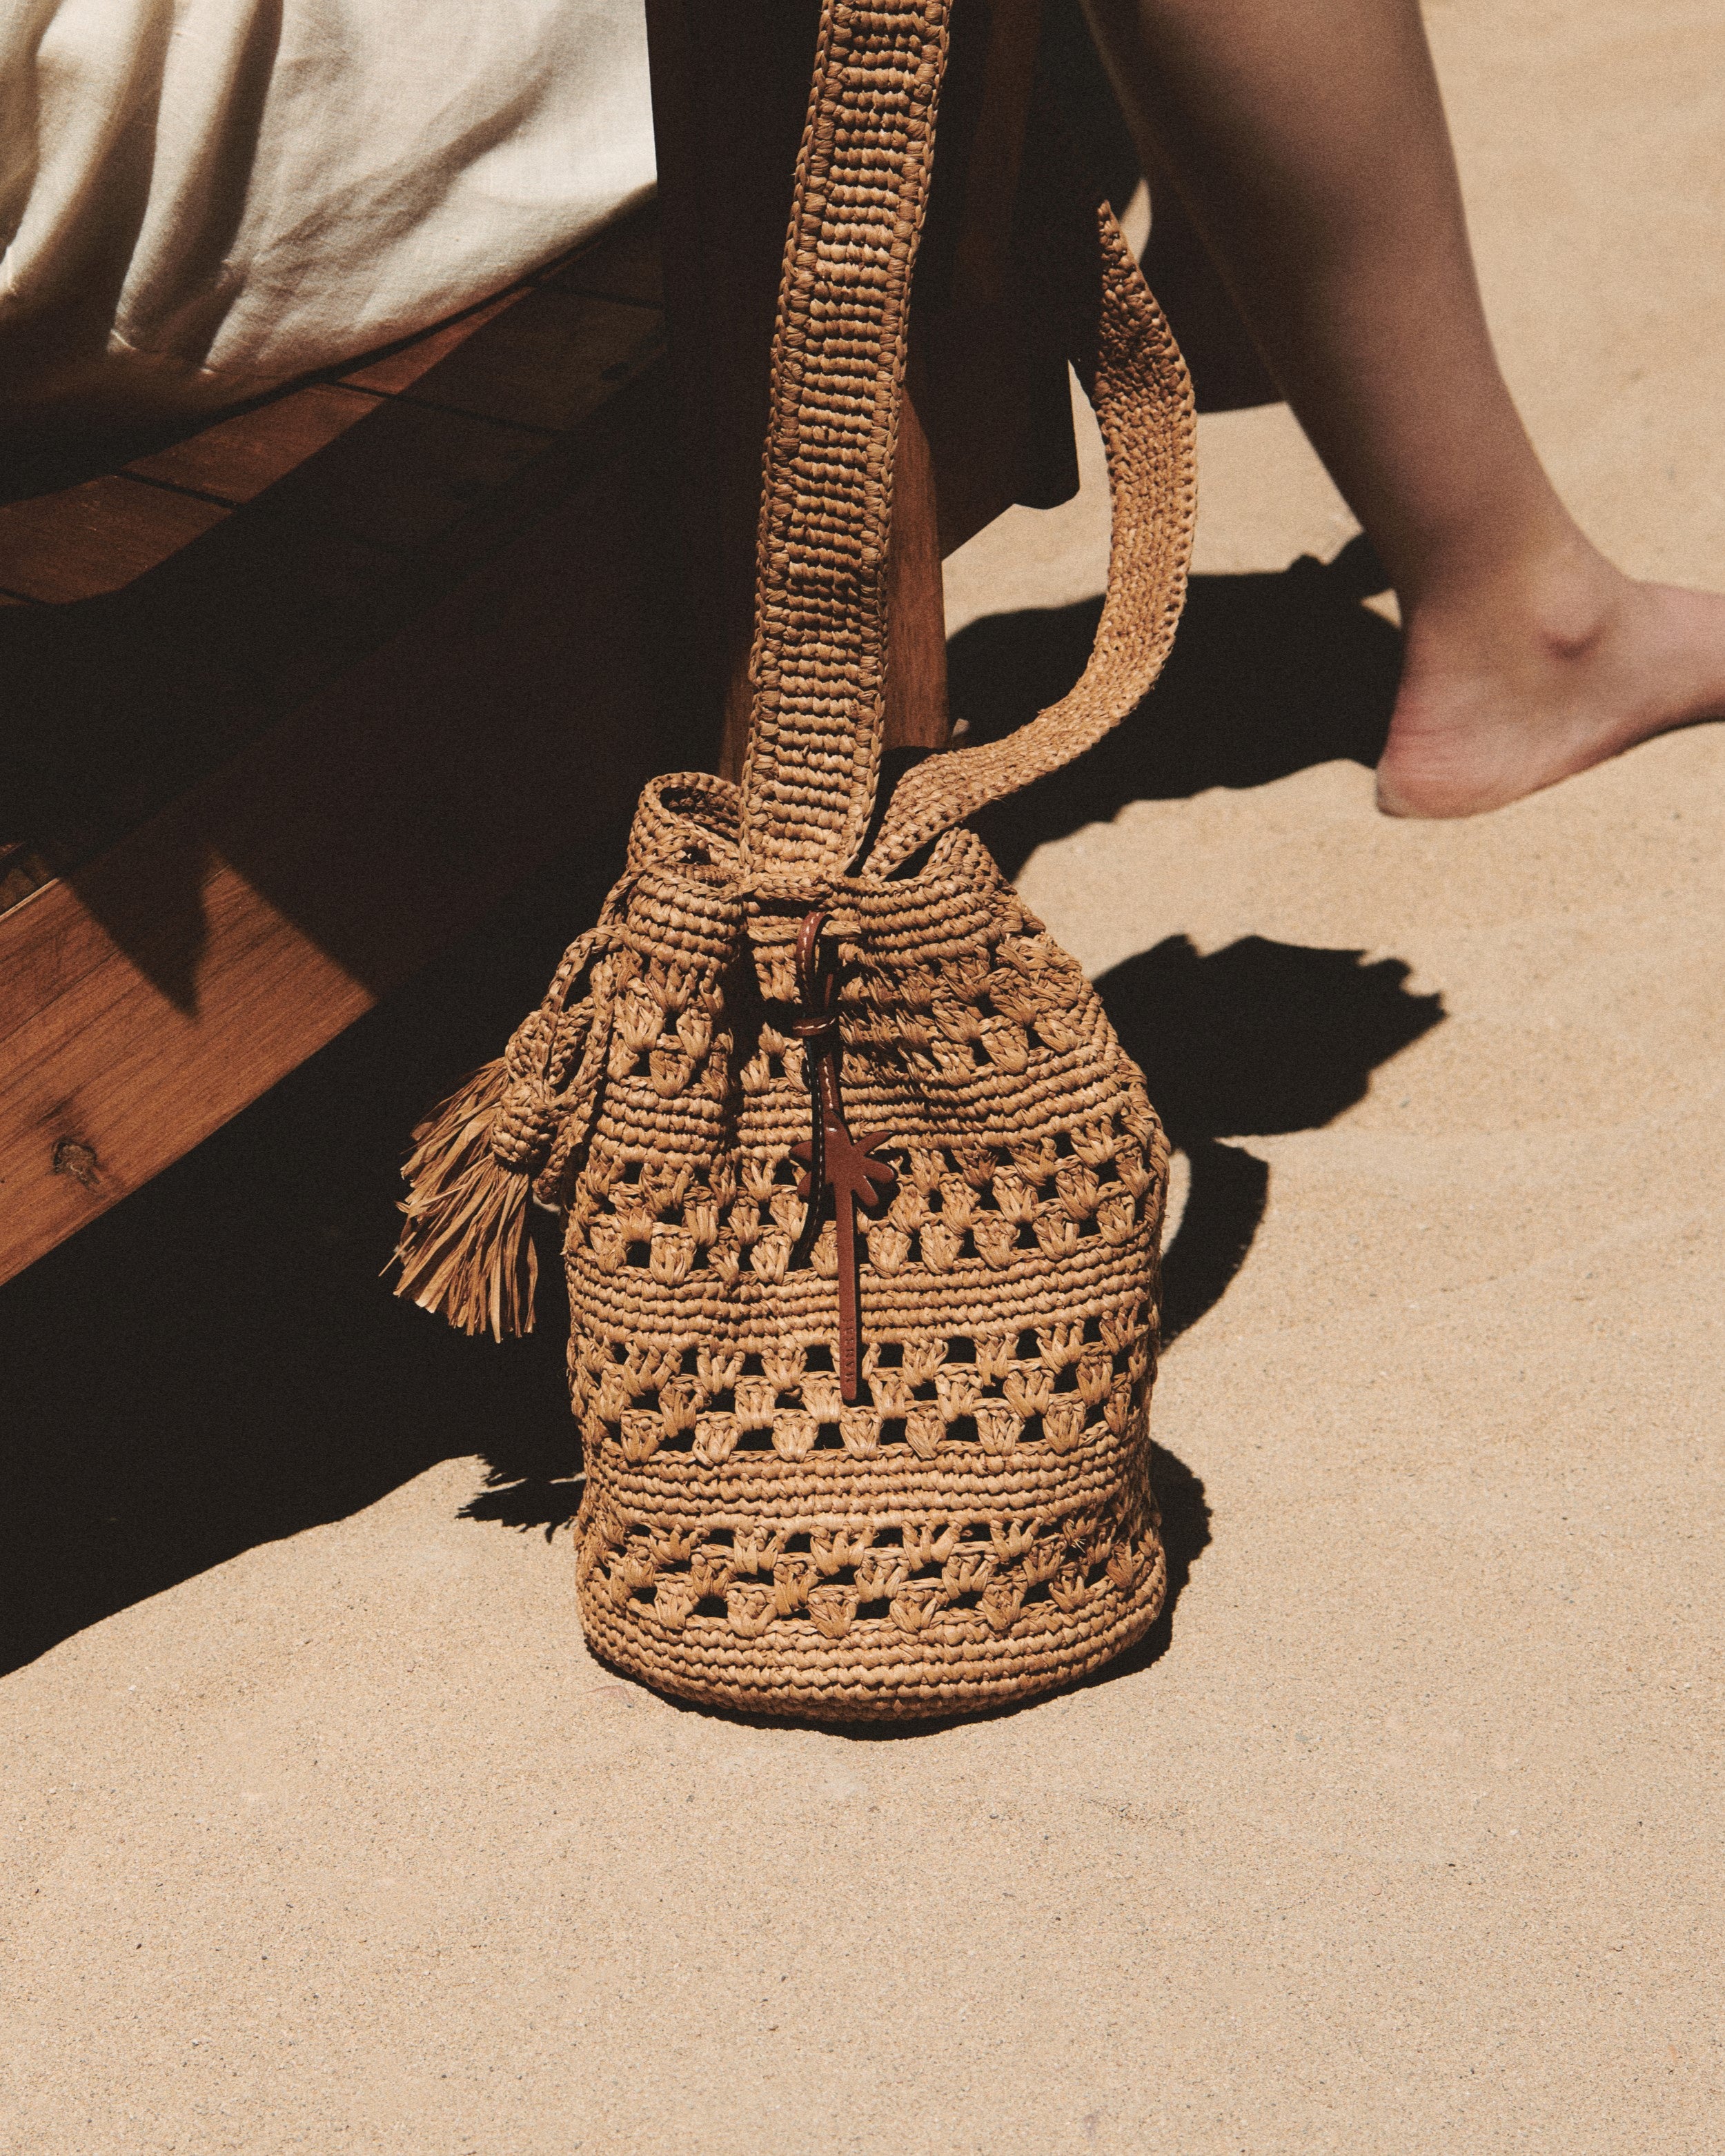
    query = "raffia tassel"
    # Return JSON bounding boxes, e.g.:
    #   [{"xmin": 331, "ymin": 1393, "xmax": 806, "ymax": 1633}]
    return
[{"xmin": 390, "ymin": 1059, "xmax": 540, "ymax": 1341}]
